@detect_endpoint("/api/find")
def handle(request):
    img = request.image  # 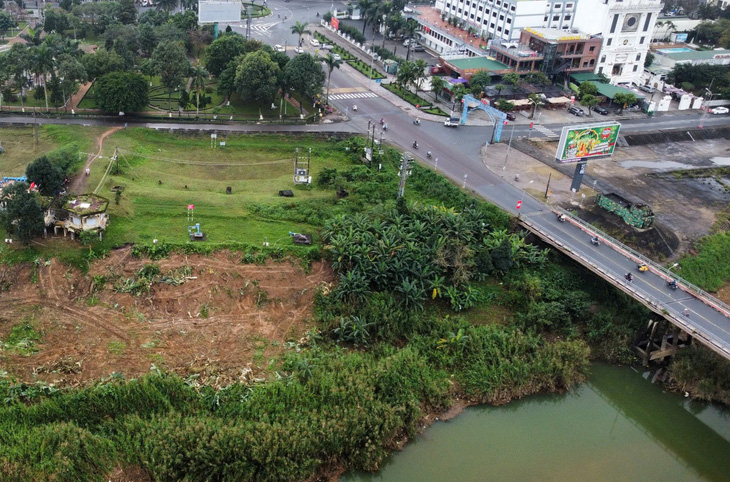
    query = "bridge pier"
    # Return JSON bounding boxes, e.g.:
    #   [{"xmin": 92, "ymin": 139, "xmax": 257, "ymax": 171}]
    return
[{"xmin": 633, "ymin": 319, "xmax": 692, "ymax": 366}]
